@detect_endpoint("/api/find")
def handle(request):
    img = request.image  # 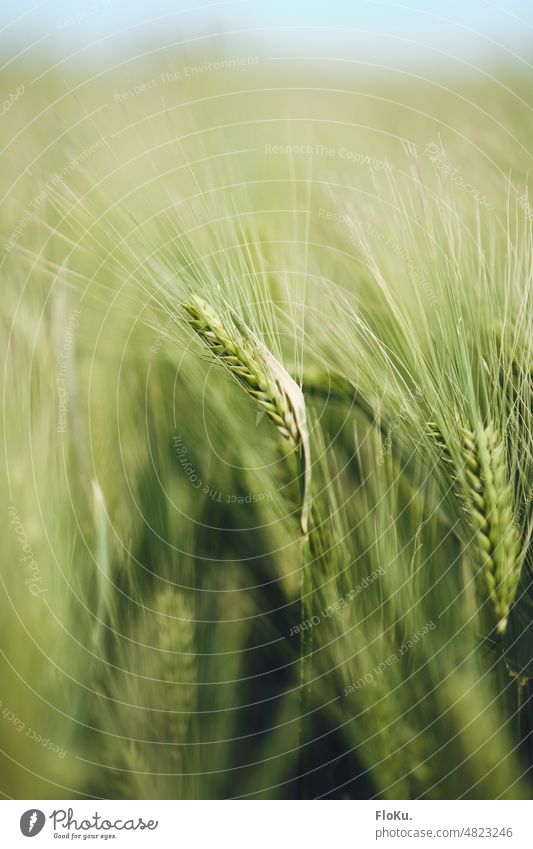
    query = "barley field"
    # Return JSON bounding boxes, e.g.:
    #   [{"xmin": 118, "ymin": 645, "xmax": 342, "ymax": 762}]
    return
[{"xmin": 1, "ymin": 6, "xmax": 532, "ymax": 801}]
